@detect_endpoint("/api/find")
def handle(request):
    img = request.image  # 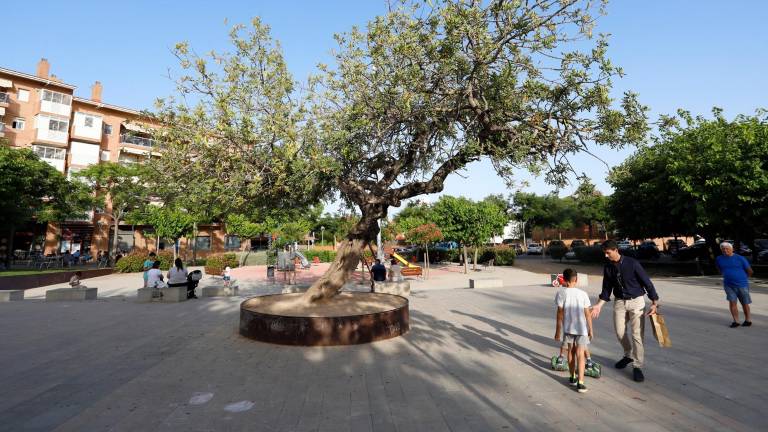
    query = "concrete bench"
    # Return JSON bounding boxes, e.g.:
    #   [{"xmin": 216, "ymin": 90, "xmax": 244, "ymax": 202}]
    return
[
  {"xmin": 0, "ymin": 290, "xmax": 25, "ymax": 302},
  {"xmin": 136, "ymin": 285, "xmax": 188, "ymax": 303},
  {"xmin": 373, "ymin": 281, "xmax": 410, "ymax": 297},
  {"xmin": 46, "ymin": 287, "xmax": 97, "ymax": 301},
  {"xmin": 468, "ymin": 278, "xmax": 503, "ymax": 289},
  {"xmin": 202, "ymin": 284, "xmax": 239, "ymax": 297}
]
